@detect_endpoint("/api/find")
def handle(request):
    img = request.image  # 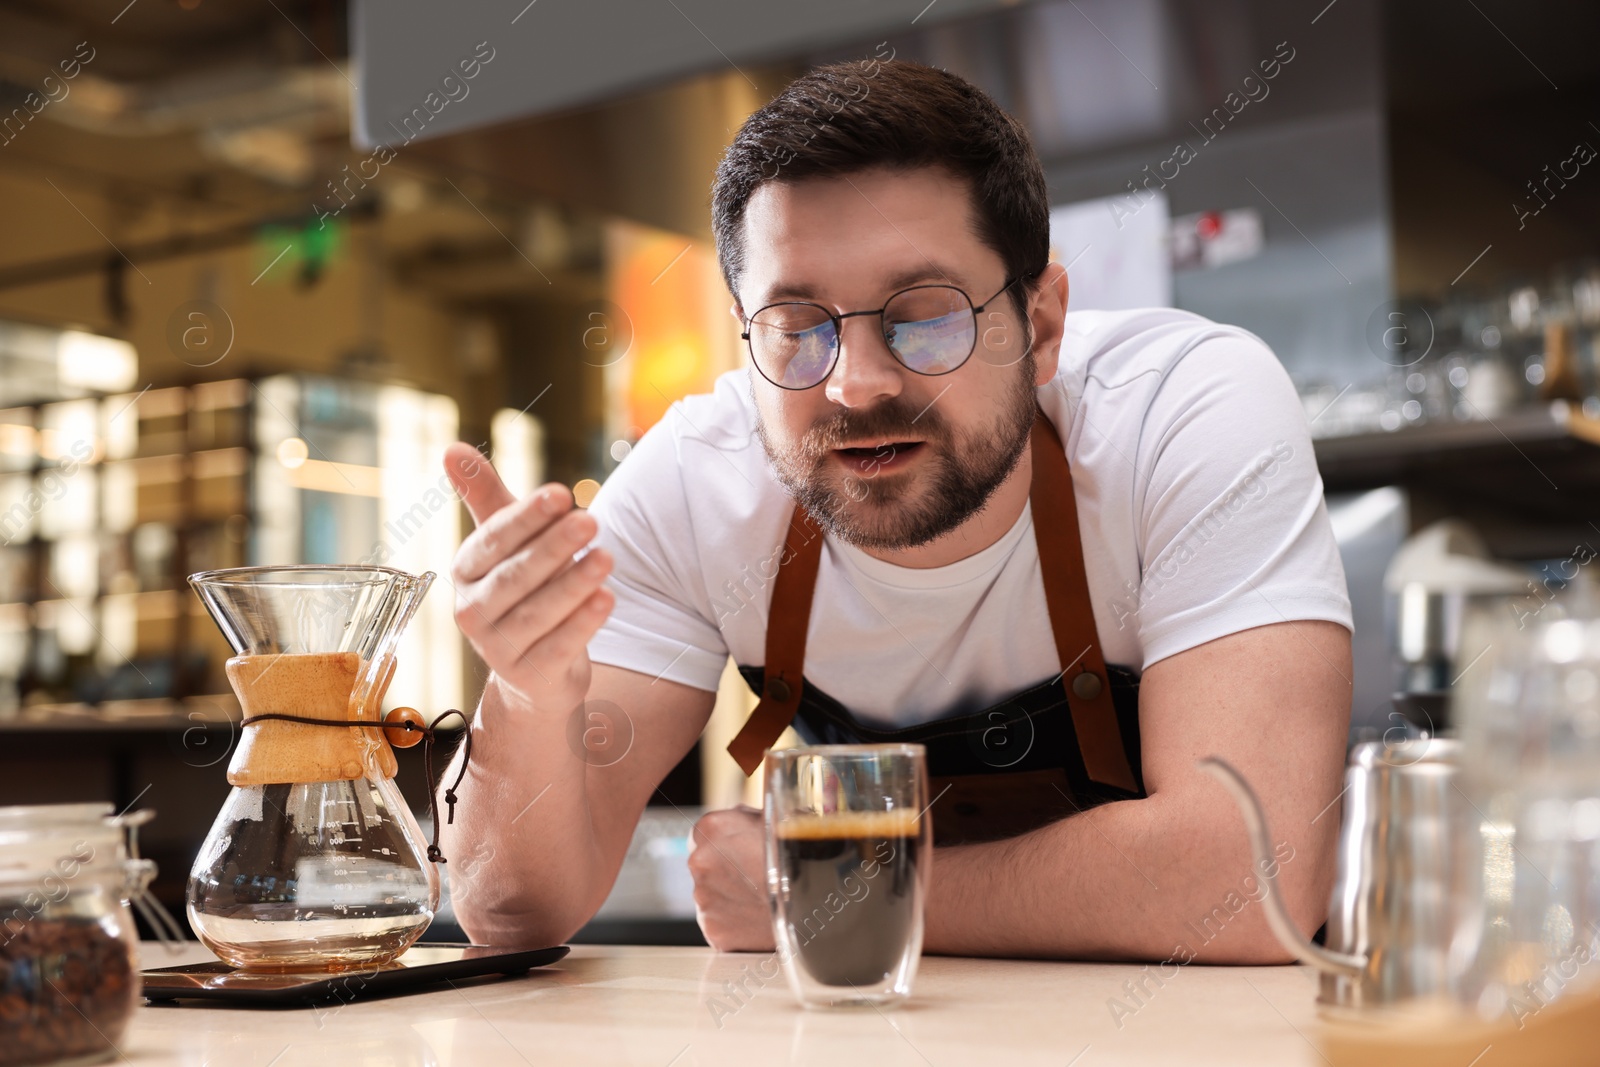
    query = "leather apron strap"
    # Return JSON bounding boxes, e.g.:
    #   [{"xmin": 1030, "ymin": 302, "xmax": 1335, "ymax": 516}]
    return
[
  {"xmin": 725, "ymin": 509, "xmax": 825, "ymax": 774},
  {"xmin": 726, "ymin": 407, "xmax": 1139, "ymax": 792},
  {"xmin": 1028, "ymin": 410, "xmax": 1140, "ymax": 792}
]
